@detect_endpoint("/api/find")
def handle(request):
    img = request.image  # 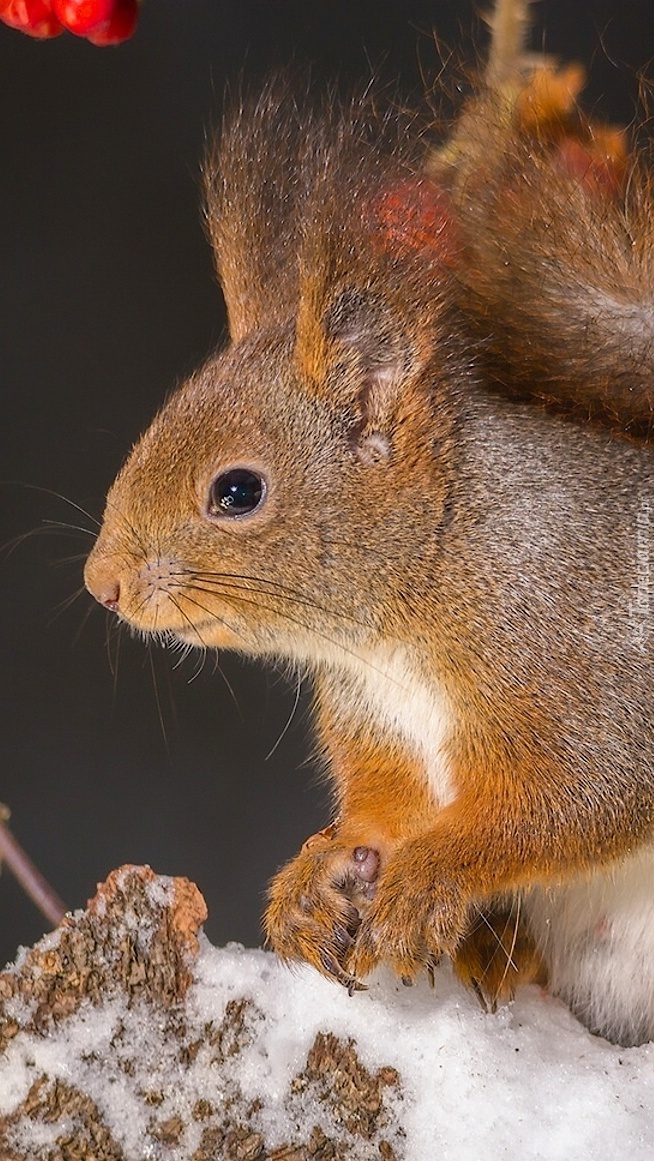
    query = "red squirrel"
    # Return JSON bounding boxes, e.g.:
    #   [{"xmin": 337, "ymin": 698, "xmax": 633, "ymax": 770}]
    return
[{"xmin": 84, "ymin": 0, "xmax": 654, "ymax": 1046}]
